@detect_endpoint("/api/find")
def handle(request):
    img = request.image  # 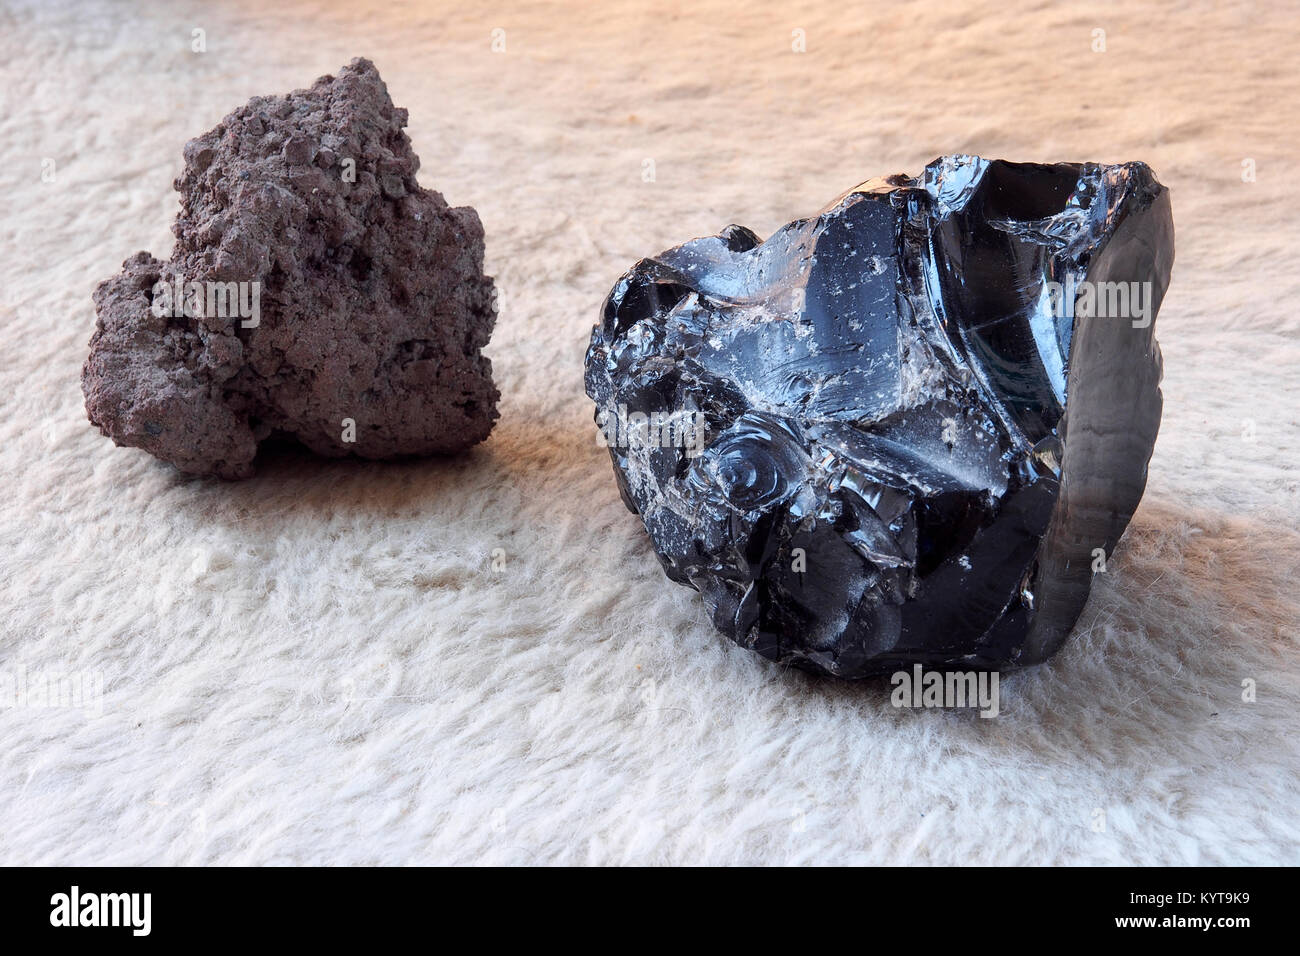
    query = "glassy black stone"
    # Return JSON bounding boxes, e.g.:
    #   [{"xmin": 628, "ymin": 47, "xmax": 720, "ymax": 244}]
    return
[{"xmin": 585, "ymin": 156, "xmax": 1173, "ymax": 678}]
